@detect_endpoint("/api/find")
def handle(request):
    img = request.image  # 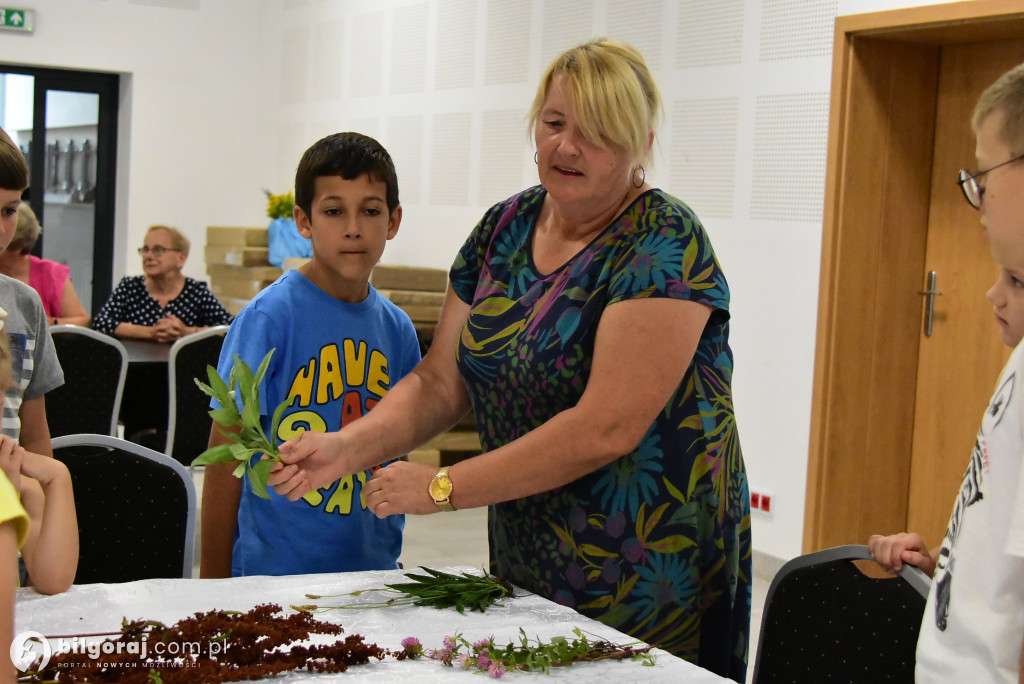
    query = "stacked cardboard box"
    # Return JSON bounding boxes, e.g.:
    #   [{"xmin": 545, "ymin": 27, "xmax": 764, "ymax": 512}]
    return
[
  {"xmin": 368, "ymin": 266, "xmax": 482, "ymax": 465},
  {"xmin": 204, "ymin": 226, "xmax": 281, "ymax": 316},
  {"xmin": 206, "ymin": 235, "xmax": 480, "ymax": 464}
]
